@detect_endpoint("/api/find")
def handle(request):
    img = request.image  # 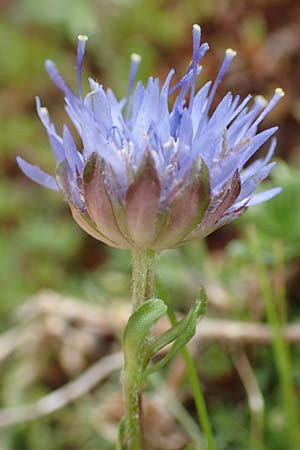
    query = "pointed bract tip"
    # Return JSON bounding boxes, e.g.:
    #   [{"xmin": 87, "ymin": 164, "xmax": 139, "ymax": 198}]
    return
[
  {"xmin": 226, "ymin": 48, "xmax": 237, "ymax": 57},
  {"xmin": 78, "ymin": 34, "xmax": 88, "ymax": 42},
  {"xmin": 131, "ymin": 53, "xmax": 141, "ymax": 63},
  {"xmin": 275, "ymin": 87, "xmax": 285, "ymax": 97}
]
